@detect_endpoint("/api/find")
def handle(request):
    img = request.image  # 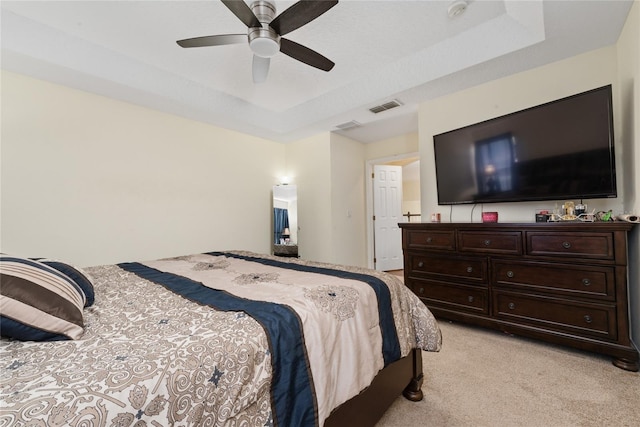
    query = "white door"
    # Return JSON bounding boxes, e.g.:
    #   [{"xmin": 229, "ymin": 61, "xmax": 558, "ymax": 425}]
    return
[{"xmin": 373, "ymin": 165, "xmax": 403, "ymax": 271}]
